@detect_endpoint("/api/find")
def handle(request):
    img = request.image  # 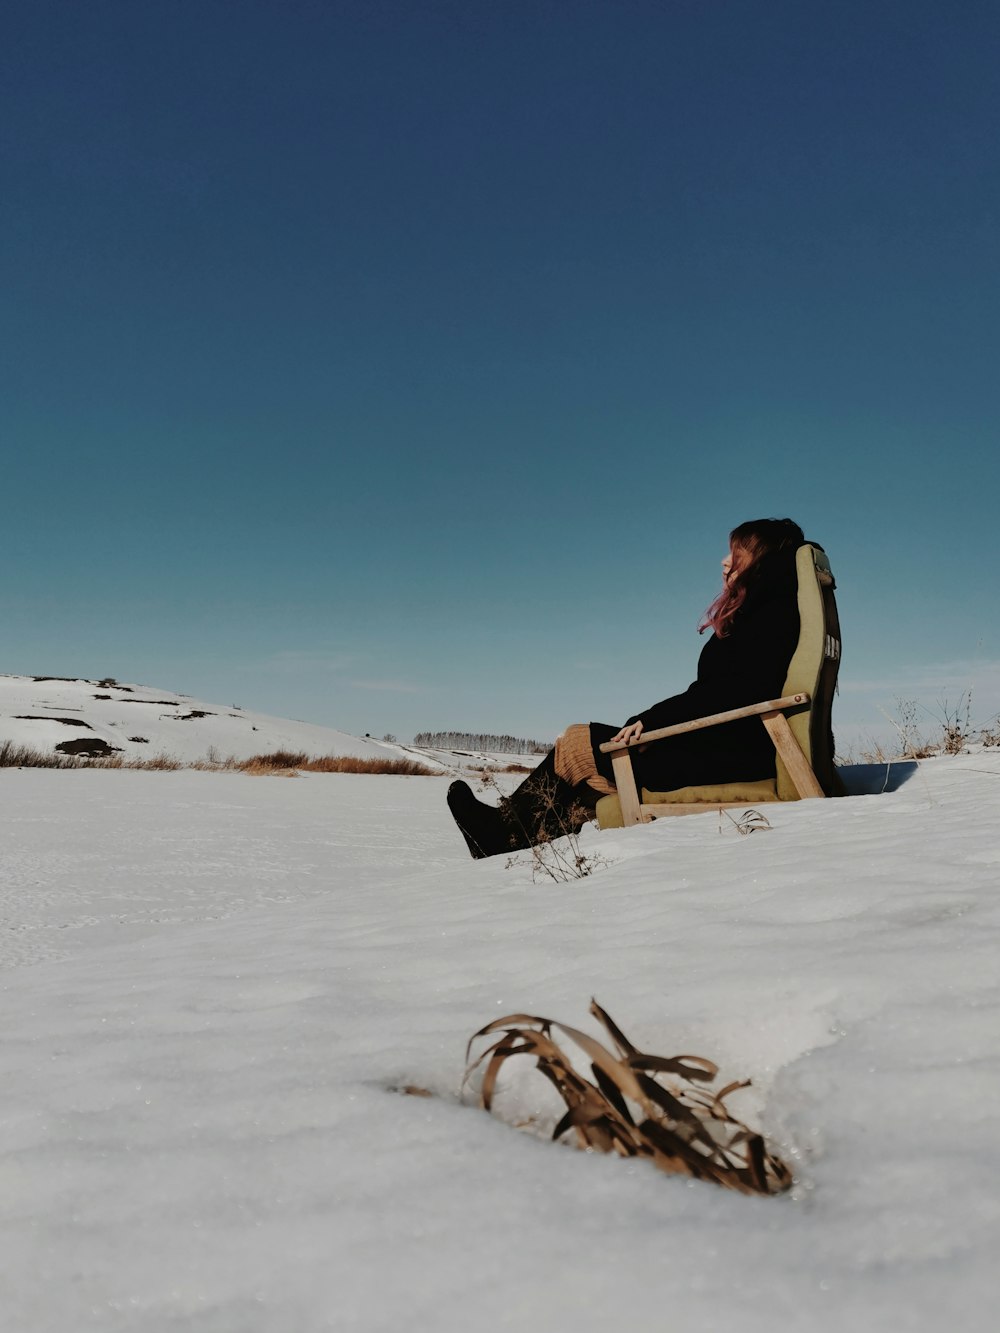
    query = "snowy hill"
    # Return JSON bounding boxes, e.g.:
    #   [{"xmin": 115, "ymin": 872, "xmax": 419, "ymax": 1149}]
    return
[
  {"xmin": 0, "ymin": 673, "xmax": 447, "ymax": 767},
  {"xmin": 1, "ymin": 750, "xmax": 998, "ymax": 1330}
]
